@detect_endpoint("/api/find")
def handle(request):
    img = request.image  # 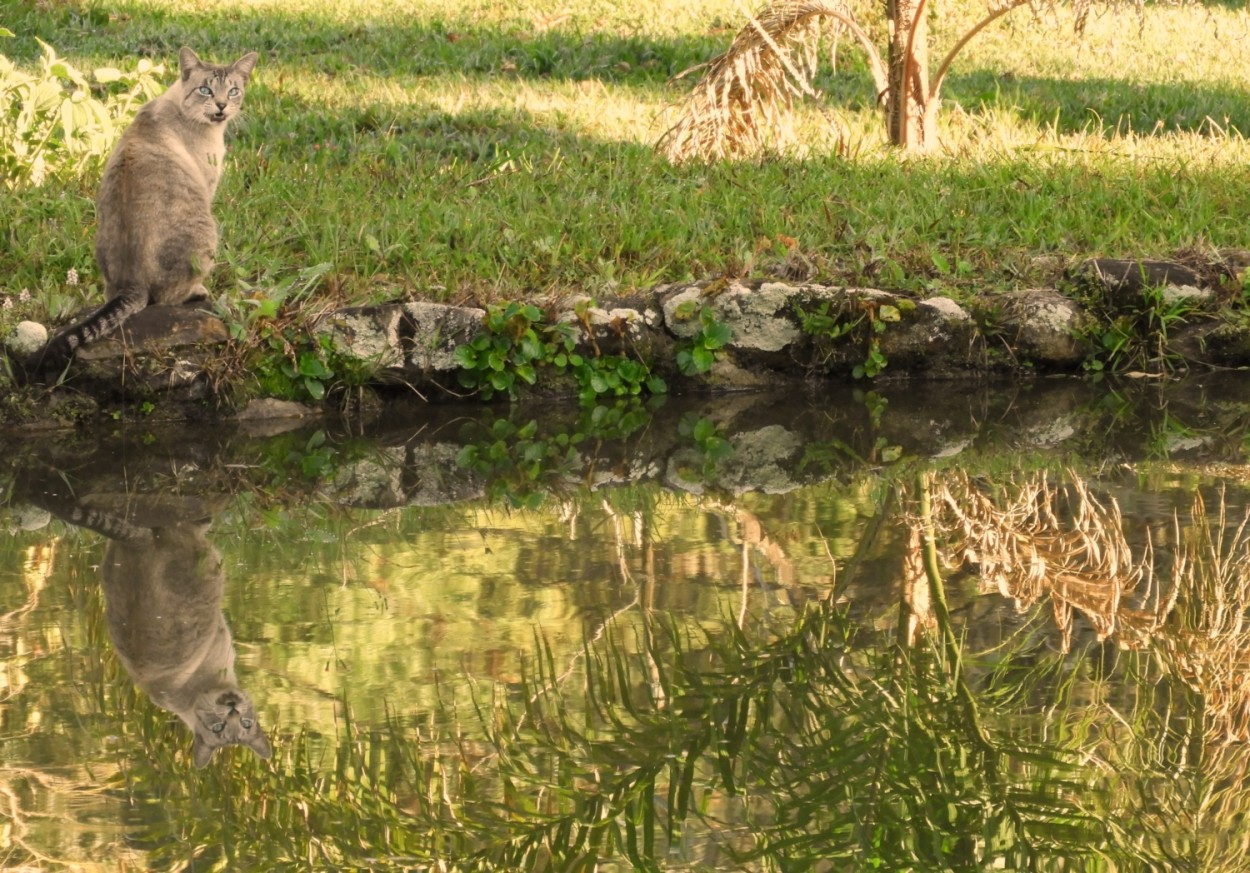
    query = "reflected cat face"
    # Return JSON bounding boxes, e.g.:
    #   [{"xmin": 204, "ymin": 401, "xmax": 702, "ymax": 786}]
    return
[
  {"xmin": 177, "ymin": 47, "xmax": 257, "ymax": 126},
  {"xmin": 191, "ymin": 688, "xmax": 272, "ymax": 768}
]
